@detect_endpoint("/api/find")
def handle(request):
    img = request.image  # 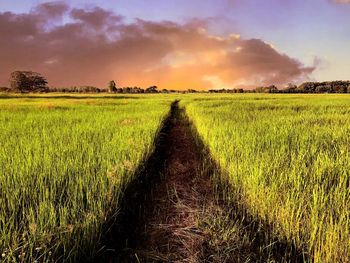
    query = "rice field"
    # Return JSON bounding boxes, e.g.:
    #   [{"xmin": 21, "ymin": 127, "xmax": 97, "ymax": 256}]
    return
[
  {"xmin": 0, "ymin": 93, "xmax": 349, "ymax": 262},
  {"xmin": 184, "ymin": 94, "xmax": 350, "ymax": 262},
  {"xmin": 0, "ymin": 94, "xmax": 171, "ymax": 262}
]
